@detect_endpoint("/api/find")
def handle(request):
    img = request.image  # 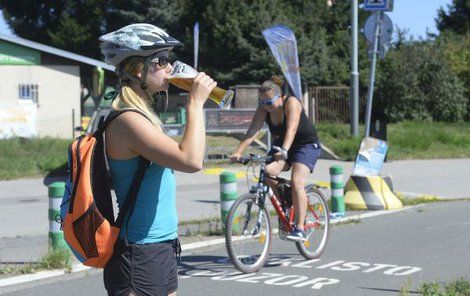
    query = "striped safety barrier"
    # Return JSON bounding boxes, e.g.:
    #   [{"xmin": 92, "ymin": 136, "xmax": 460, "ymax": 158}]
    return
[
  {"xmin": 345, "ymin": 175, "xmax": 402, "ymax": 210},
  {"xmin": 220, "ymin": 171, "xmax": 238, "ymax": 229},
  {"xmin": 329, "ymin": 165, "xmax": 345, "ymax": 216},
  {"xmin": 48, "ymin": 182, "xmax": 68, "ymax": 250}
]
